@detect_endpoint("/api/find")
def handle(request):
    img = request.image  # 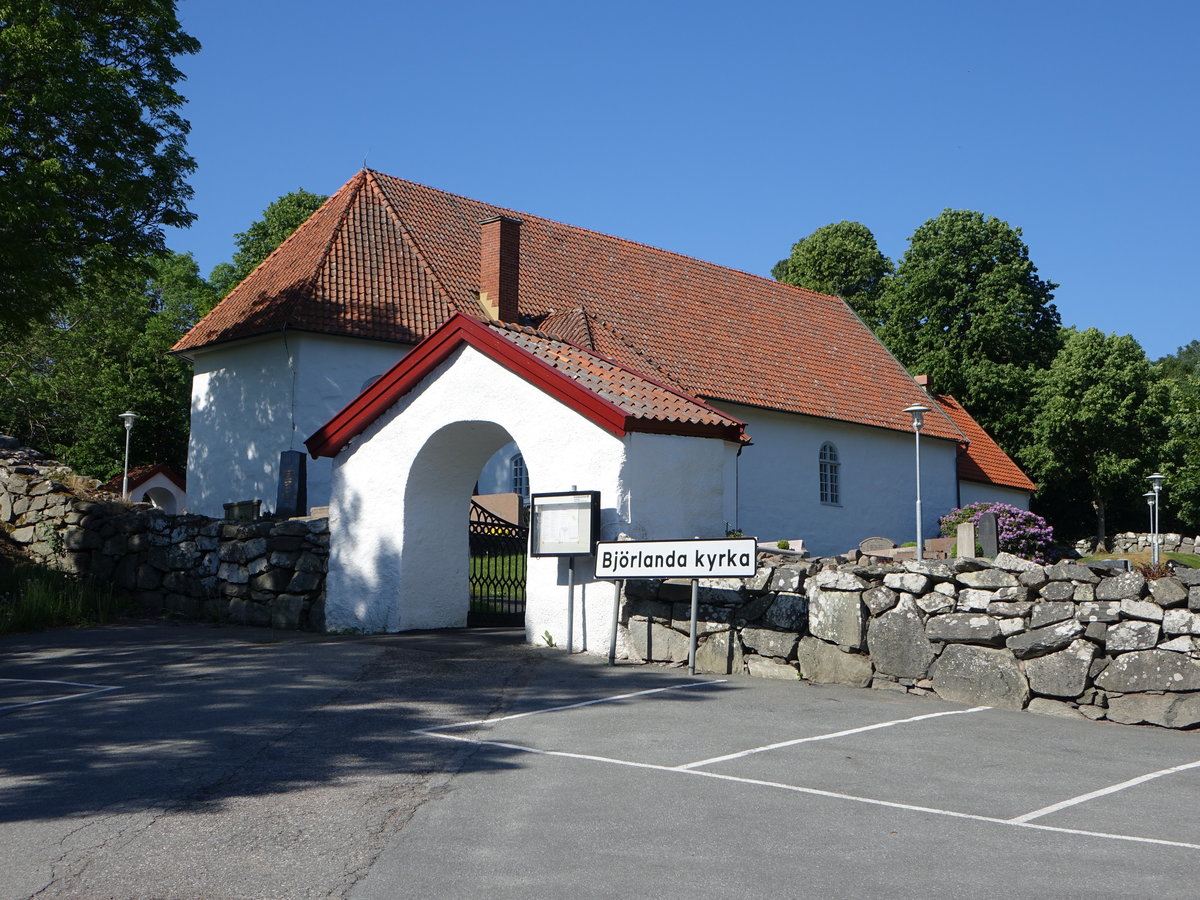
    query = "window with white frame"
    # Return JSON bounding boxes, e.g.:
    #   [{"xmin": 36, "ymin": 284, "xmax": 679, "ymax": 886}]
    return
[
  {"xmin": 819, "ymin": 442, "xmax": 840, "ymax": 505},
  {"xmin": 510, "ymin": 453, "xmax": 529, "ymax": 502}
]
